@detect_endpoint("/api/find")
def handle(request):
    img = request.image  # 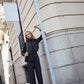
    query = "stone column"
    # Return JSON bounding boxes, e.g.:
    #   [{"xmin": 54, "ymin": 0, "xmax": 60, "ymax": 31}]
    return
[{"xmin": 38, "ymin": 0, "xmax": 84, "ymax": 84}]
